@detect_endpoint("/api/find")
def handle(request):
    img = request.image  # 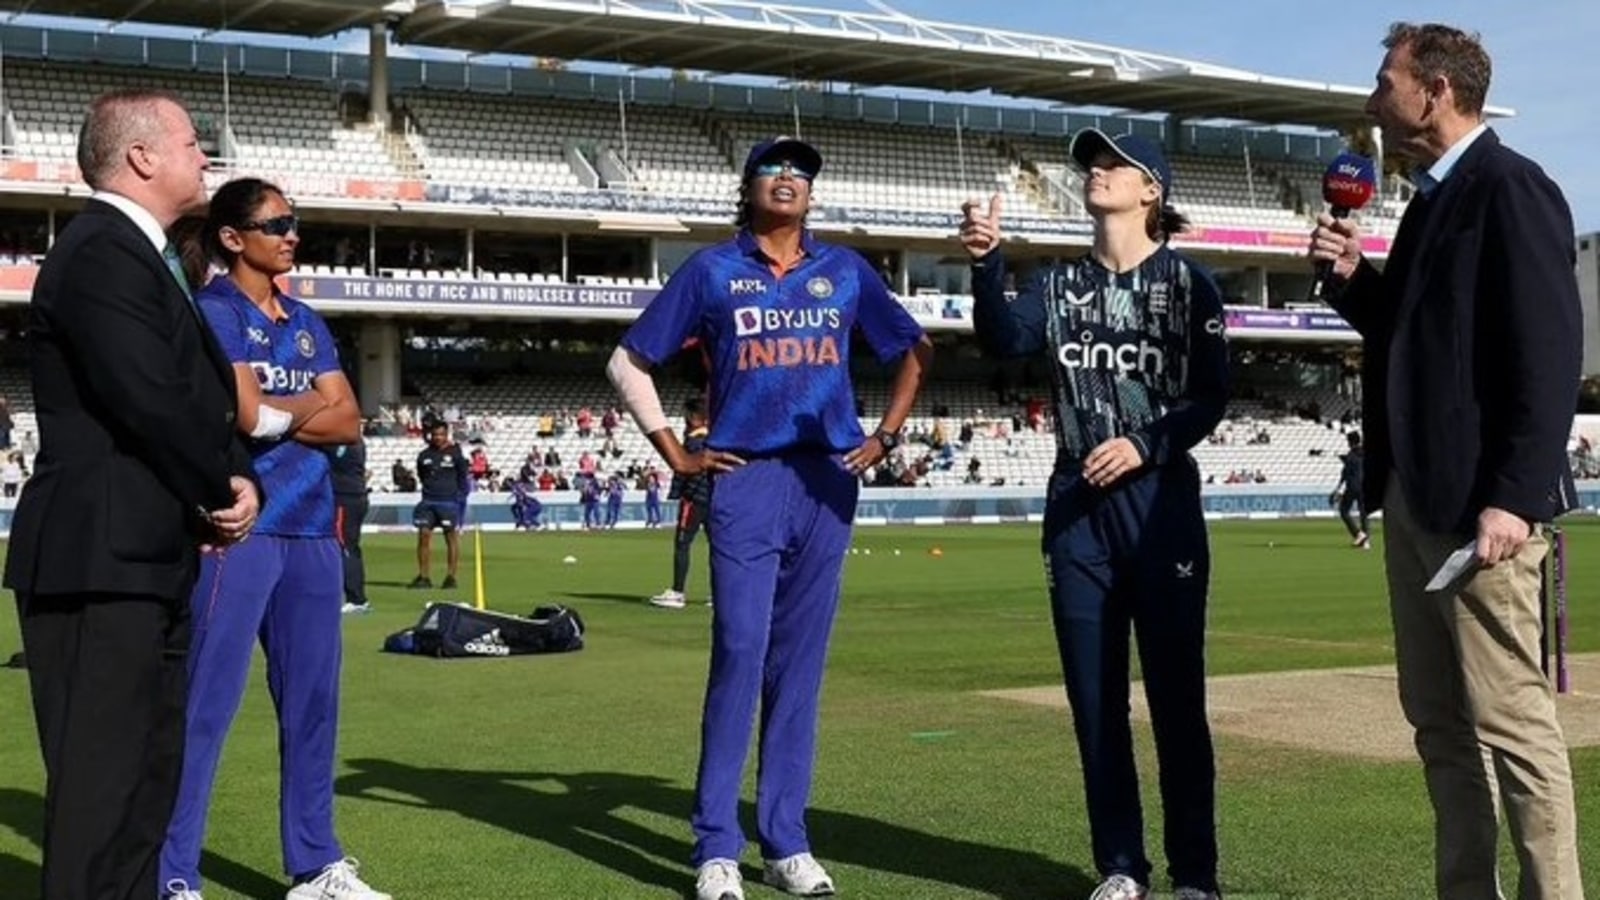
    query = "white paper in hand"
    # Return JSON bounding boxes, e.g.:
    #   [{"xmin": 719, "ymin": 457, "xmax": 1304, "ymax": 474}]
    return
[{"xmin": 1425, "ymin": 541, "xmax": 1480, "ymax": 592}]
